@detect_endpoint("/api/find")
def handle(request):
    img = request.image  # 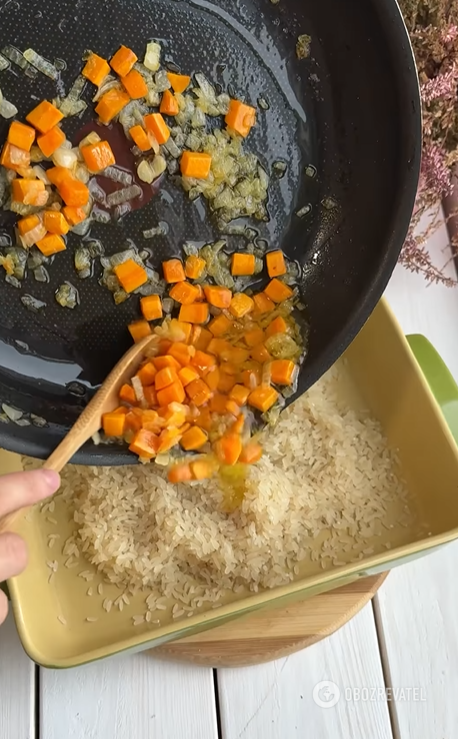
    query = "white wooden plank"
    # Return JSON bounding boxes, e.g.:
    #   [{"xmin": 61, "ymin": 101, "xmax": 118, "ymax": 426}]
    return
[
  {"xmin": 375, "ymin": 542, "xmax": 458, "ymax": 739},
  {"xmin": 40, "ymin": 658, "xmax": 218, "ymax": 739},
  {"xmin": 376, "ymin": 218, "xmax": 458, "ymax": 739},
  {"xmin": 0, "ymin": 610, "xmax": 35, "ymax": 739},
  {"xmin": 218, "ymin": 603, "xmax": 393, "ymax": 739}
]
